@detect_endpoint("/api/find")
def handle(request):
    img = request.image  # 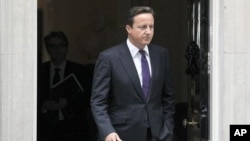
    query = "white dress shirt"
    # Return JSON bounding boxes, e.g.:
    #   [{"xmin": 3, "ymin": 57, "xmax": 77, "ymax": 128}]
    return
[{"xmin": 127, "ymin": 39, "xmax": 152, "ymax": 86}]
